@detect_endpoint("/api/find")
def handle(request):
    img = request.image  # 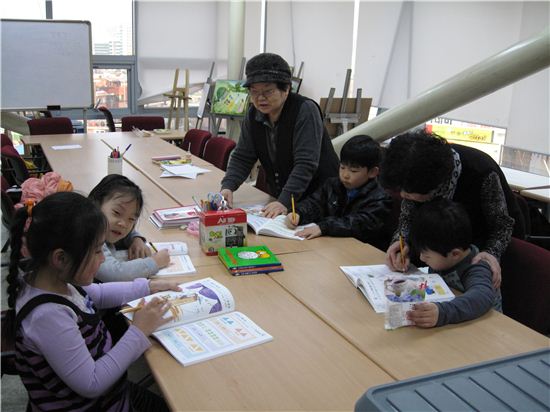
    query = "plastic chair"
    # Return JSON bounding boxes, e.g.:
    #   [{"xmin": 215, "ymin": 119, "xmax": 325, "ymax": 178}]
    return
[
  {"xmin": 97, "ymin": 106, "xmax": 116, "ymax": 132},
  {"xmin": 501, "ymin": 237, "xmax": 550, "ymax": 335},
  {"xmin": 180, "ymin": 129, "xmax": 212, "ymax": 158},
  {"xmin": 202, "ymin": 136, "xmax": 236, "ymax": 171},
  {"xmin": 121, "ymin": 116, "xmax": 165, "ymax": 132},
  {"xmin": 27, "ymin": 117, "xmax": 73, "ymax": 135}
]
